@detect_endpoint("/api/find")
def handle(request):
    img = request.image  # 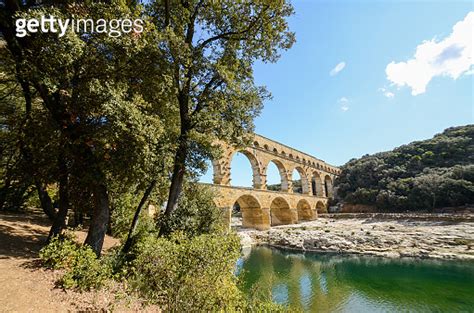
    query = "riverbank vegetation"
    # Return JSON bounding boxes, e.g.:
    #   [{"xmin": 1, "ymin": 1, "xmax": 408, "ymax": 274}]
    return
[
  {"xmin": 335, "ymin": 125, "xmax": 474, "ymax": 211},
  {"xmin": 1, "ymin": 0, "xmax": 295, "ymax": 310}
]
